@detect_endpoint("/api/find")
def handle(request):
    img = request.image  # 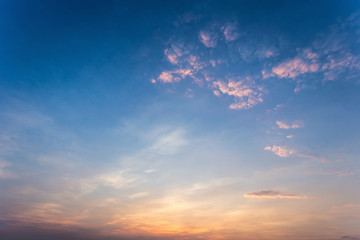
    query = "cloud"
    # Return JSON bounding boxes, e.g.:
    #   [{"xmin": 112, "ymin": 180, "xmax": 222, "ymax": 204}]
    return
[
  {"xmin": 213, "ymin": 90, "xmax": 221, "ymax": 97},
  {"xmin": 286, "ymin": 135, "xmax": 294, "ymax": 139},
  {"xmin": 213, "ymin": 78, "xmax": 264, "ymax": 110},
  {"xmin": 244, "ymin": 190, "xmax": 308, "ymax": 199},
  {"xmin": 164, "ymin": 43, "xmax": 187, "ymax": 65},
  {"xmin": 157, "ymin": 69, "xmax": 192, "ymax": 83},
  {"xmin": 164, "ymin": 49, "xmax": 179, "ymax": 64},
  {"xmin": 199, "ymin": 30, "xmax": 217, "ymax": 48},
  {"xmin": 269, "ymin": 14, "xmax": 360, "ymax": 84},
  {"xmin": 188, "ymin": 178, "xmax": 236, "ymax": 192},
  {"xmin": 332, "ymin": 204, "xmax": 358, "ymax": 209},
  {"xmin": 272, "ymin": 57, "xmax": 319, "ymax": 79},
  {"xmin": 265, "ymin": 145, "xmax": 295, "ymax": 157},
  {"xmin": 82, "ymin": 169, "xmax": 141, "ymax": 193},
  {"xmin": 0, "ymin": 160, "xmax": 15, "ymax": 179},
  {"xmin": 297, "ymin": 153, "xmax": 328, "ymax": 163},
  {"xmin": 149, "ymin": 129, "xmax": 187, "ymax": 155},
  {"xmin": 313, "ymin": 169, "xmax": 358, "ymax": 176},
  {"xmin": 222, "ymin": 23, "xmax": 239, "ymax": 41},
  {"xmin": 341, "ymin": 236, "xmax": 360, "ymax": 240},
  {"xmin": 129, "ymin": 192, "xmax": 149, "ymax": 199},
  {"xmin": 261, "ymin": 70, "xmax": 275, "ymax": 79},
  {"xmin": 276, "ymin": 120, "xmax": 304, "ymax": 129},
  {"xmin": 185, "ymin": 55, "xmax": 206, "ymax": 71}
]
